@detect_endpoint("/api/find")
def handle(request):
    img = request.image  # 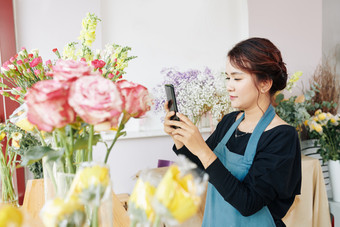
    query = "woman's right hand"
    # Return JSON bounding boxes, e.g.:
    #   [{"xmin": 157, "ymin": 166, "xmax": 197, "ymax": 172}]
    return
[{"xmin": 163, "ymin": 101, "xmax": 184, "ymax": 149}]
